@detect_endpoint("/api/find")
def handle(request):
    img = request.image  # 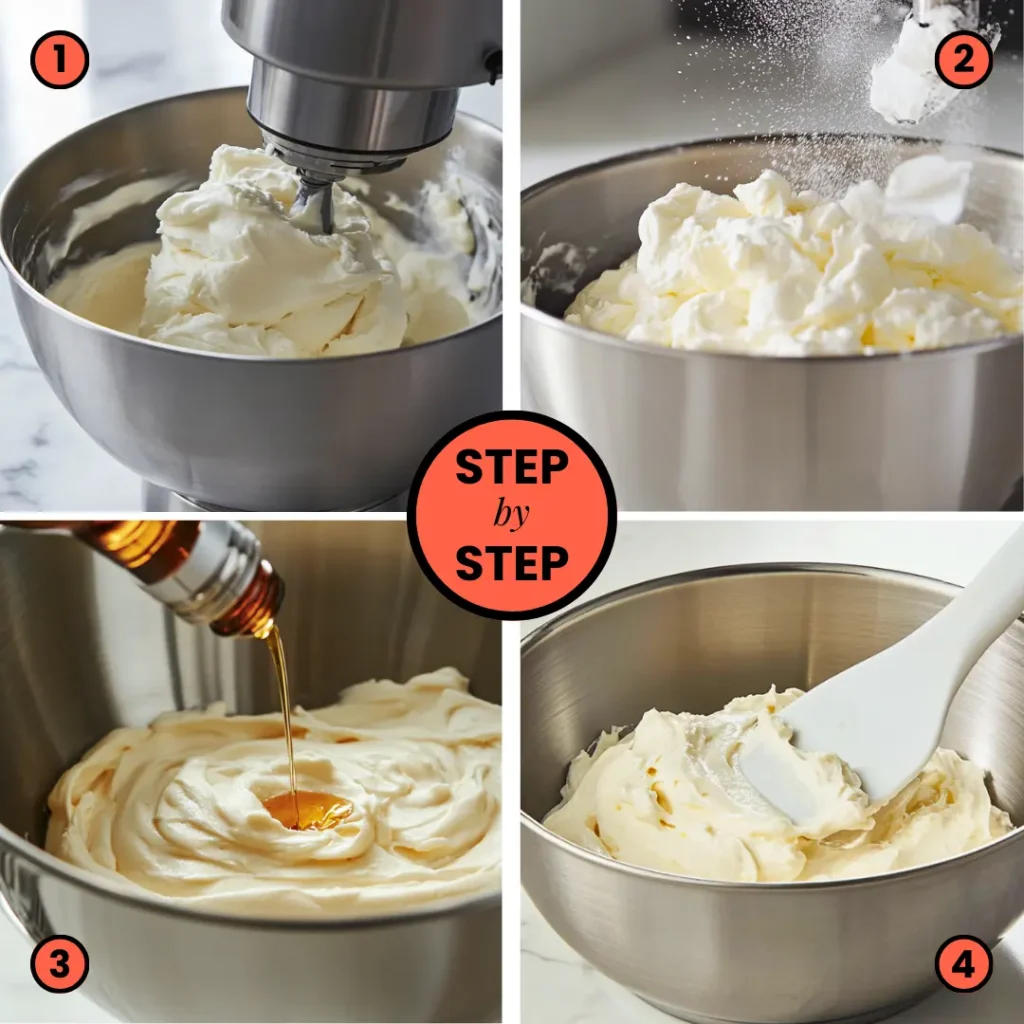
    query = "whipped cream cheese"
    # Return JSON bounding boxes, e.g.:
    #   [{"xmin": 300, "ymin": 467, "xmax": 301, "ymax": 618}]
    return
[
  {"xmin": 543, "ymin": 688, "xmax": 1013, "ymax": 882},
  {"xmin": 870, "ymin": 7, "xmax": 999, "ymax": 126},
  {"xmin": 47, "ymin": 668, "xmax": 501, "ymax": 916},
  {"xmin": 564, "ymin": 162, "xmax": 1021, "ymax": 356},
  {"xmin": 48, "ymin": 146, "xmax": 484, "ymax": 358}
]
